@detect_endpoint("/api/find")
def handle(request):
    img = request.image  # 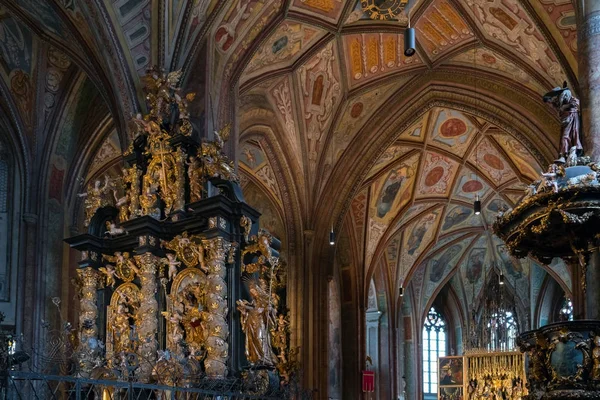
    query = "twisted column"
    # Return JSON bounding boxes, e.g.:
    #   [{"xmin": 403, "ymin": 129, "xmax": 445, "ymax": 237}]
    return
[
  {"xmin": 77, "ymin": 267, "xmax": 101, "ymax": 376},
  {"xmin": 134, "ymin": 253, "xmax": 159, "ymax": 381},
  {"xmin": 203, "ymin": 237, "xmax": 231, "ymax": 378}
]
